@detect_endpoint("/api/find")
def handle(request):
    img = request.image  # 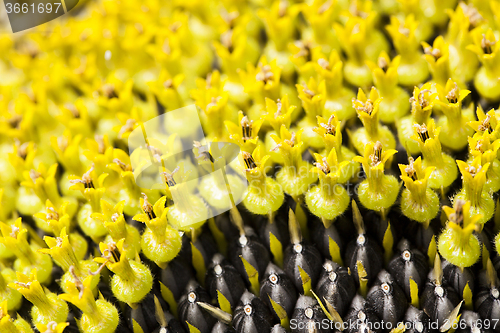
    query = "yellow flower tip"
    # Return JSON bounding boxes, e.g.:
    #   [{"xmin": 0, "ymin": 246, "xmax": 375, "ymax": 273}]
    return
[
  {"xmin": 467, "ymin": 28, "xmax": 498, "ymax": 57},
  {"xmin": 399, "ymin": 156, "xmax": 435, "ymax": 184},
  {"xmin": 444, "ymin": 200, "xmax": 483, "ymax": 228},
  {"xmin": 410, "ymin": 83, "xmax": 437, "ymax": 115},
  {"xmin": 59, "ymin": 267, "xmax": 95, "ymax": 309},
  {"xmin": 436, "ymin": 79, "xmax": 470, "ymax": 106},
  {"xmin": 8, "ymin": 268, "xmax": 44, "ymax": 300},
  {"xmin": 354, "ymin": 141, "xmax": 396, "ymax": 171},
  {"xmin": 468, "ymin": 106, "xmax": 497, "ymax": 134},
  {"xmin": 367, "ymin": 51, "xmax": 400, "ymax": 74},
  {"xmin": 422, "ymin": 35, "xmax": 449, "ymax": 62},
  {"xmin": 97, "ymin": 239, "xmax": 126, "ymax": 264},
  {"xmin": 352, "ymin": 87, "xmax": 382, "ymax": 118},
  {"xmin": 225, "ymin": 111, "xmax": 263, "ymax": 151},
  {"xmin": 0, "ymin": 217, "xmax": 23, "ymax": 241},
  {"xmin": 68, "ymin": 164, "xmax": 96, "ymax": 191},
  {"xmin": 411, "ymin": 119, "xmax": 440, "ymax": 144},
  {"xmin": 314, "ymin": 114, "xmax": 339, "ymax": 136}
]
